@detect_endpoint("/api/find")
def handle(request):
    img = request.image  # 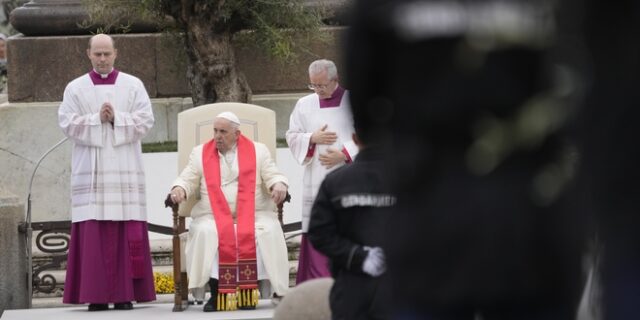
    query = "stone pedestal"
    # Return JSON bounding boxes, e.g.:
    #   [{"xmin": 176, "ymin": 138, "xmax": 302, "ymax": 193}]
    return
[
  {"xmin": 0, "ymin": 187, "xmax": 28, "ymax": 314},
  {"xmin": 9, "ymin": 0, "xmax": 348, "ymax": 37},
  {"xmin": 6, "ymin": 28, "xmax": 345, "ymax": 102},
  {"xmin": 9, "ymin": 0, "xmax": 158, "ymax": 36}
]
